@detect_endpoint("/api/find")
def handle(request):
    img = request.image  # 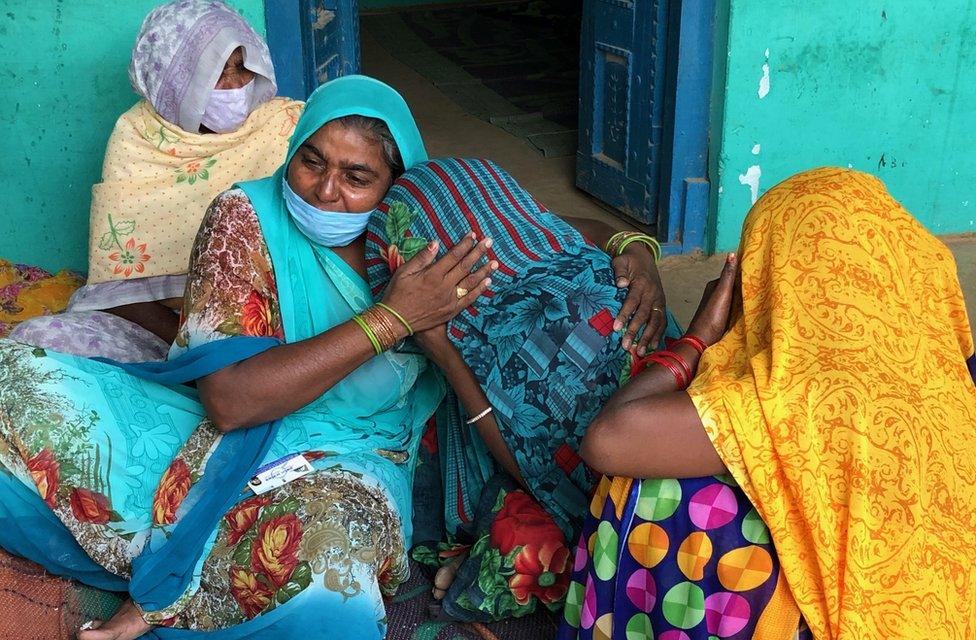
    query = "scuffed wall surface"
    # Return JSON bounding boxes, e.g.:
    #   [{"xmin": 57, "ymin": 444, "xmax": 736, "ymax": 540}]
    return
[
  {"xmin": 710, "ymin": 1, "xmax": 976, "ymax": 251},
  {"xmin": 0, "ymin": 0, "xmax": 265, "ymax": 273}
]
